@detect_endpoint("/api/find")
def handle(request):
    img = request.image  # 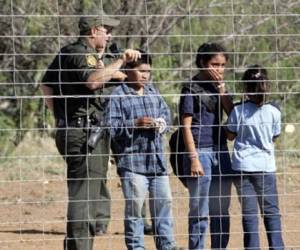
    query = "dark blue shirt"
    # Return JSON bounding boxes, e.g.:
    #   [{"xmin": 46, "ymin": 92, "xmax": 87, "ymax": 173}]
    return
[{"xmin": 179, "ymin": 75, "xmax": 227, "ymax": 148}]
